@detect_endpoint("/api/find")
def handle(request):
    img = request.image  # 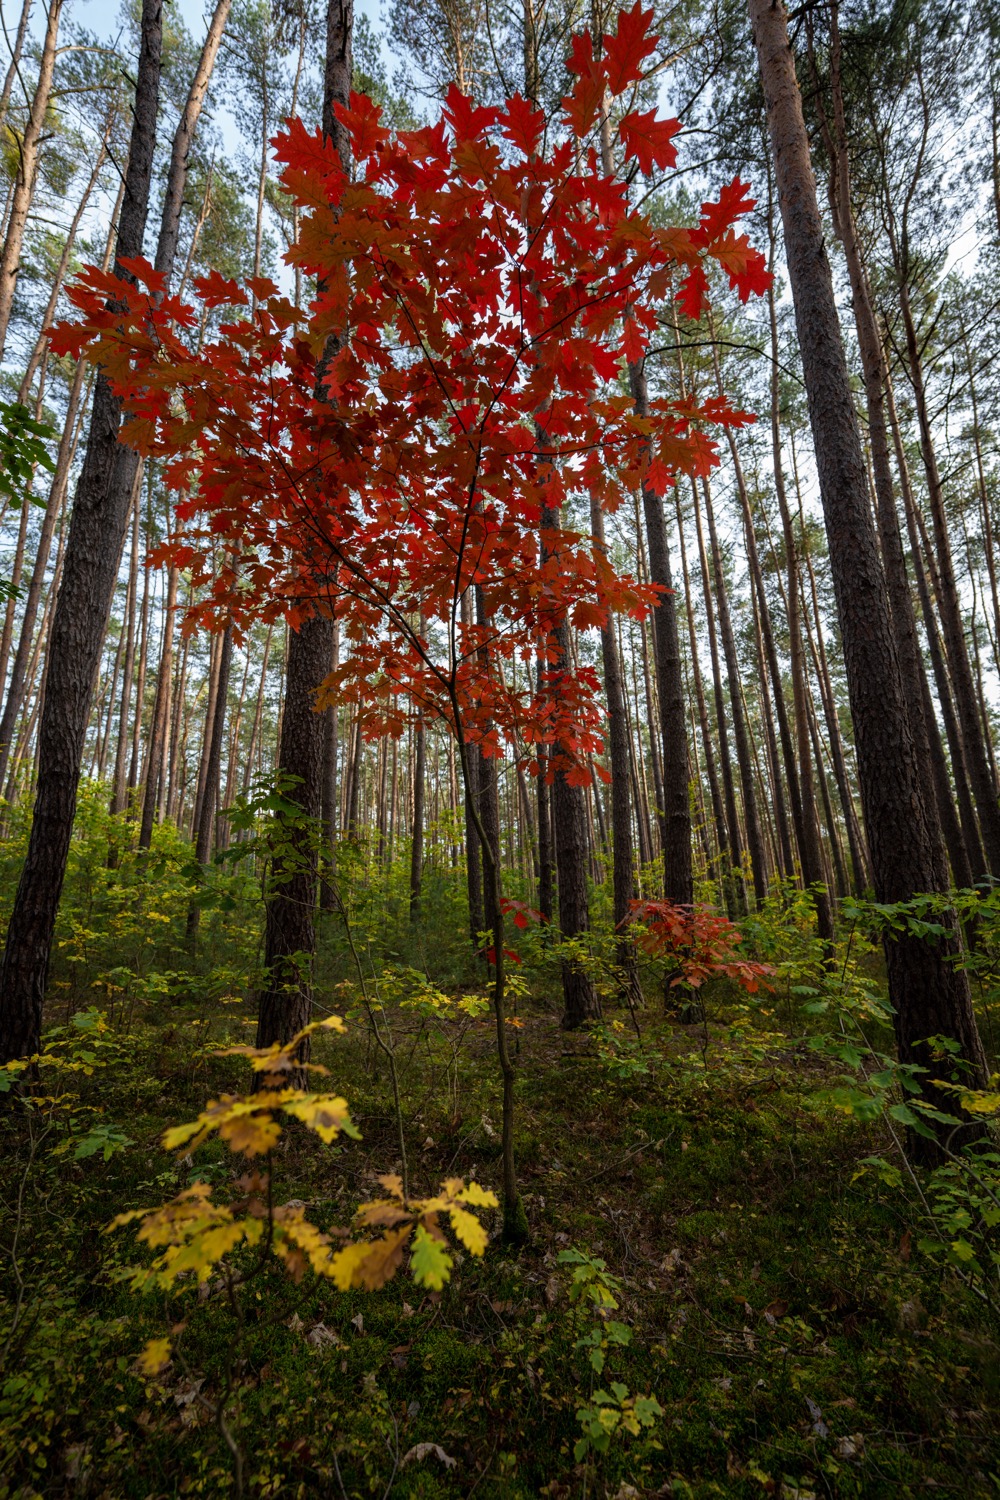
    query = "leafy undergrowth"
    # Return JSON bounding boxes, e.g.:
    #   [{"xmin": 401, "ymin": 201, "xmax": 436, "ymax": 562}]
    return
[{"xmin": 2, "ymin": 989, "xmax": 999, "ymax": 1499}]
